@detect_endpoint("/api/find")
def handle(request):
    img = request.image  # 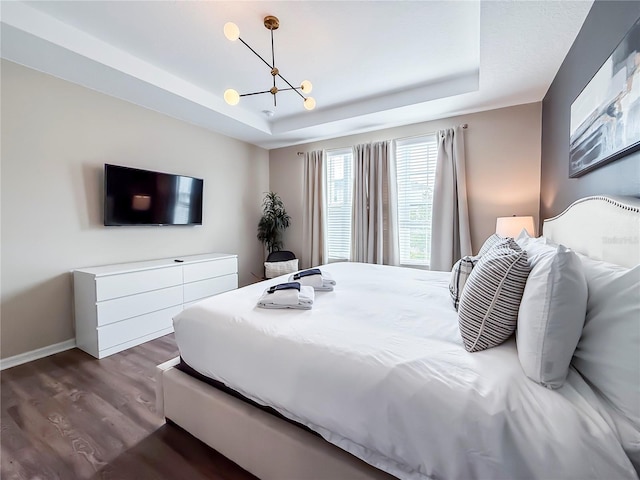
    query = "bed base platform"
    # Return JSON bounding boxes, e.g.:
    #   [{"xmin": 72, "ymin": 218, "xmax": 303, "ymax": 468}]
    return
[{"xmin": 156, "ymin": 358, "xmax": 397, "ymax": 480}]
